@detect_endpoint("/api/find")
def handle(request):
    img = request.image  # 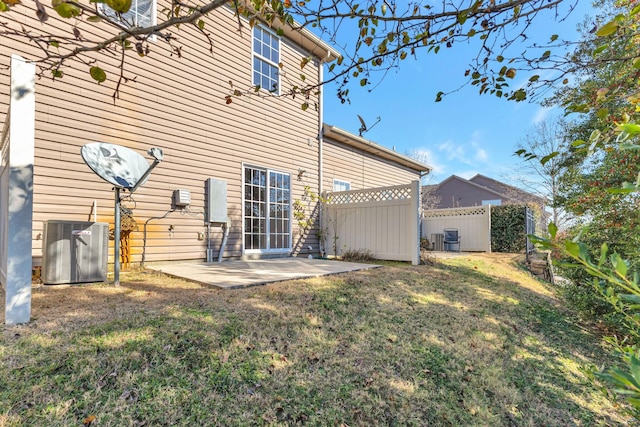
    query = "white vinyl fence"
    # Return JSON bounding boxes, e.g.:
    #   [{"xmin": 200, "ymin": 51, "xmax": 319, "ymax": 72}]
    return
[
  {"xmin": 322, "ymin": 181, "xmax": 420, "ymax": 265},
  {"xmin": 1, "ymin": 55, "xmax": 35, "ymax": 325},
  {"xmin": 422, "ymin": 205, "xmax": 491, "ymax": 252}
]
